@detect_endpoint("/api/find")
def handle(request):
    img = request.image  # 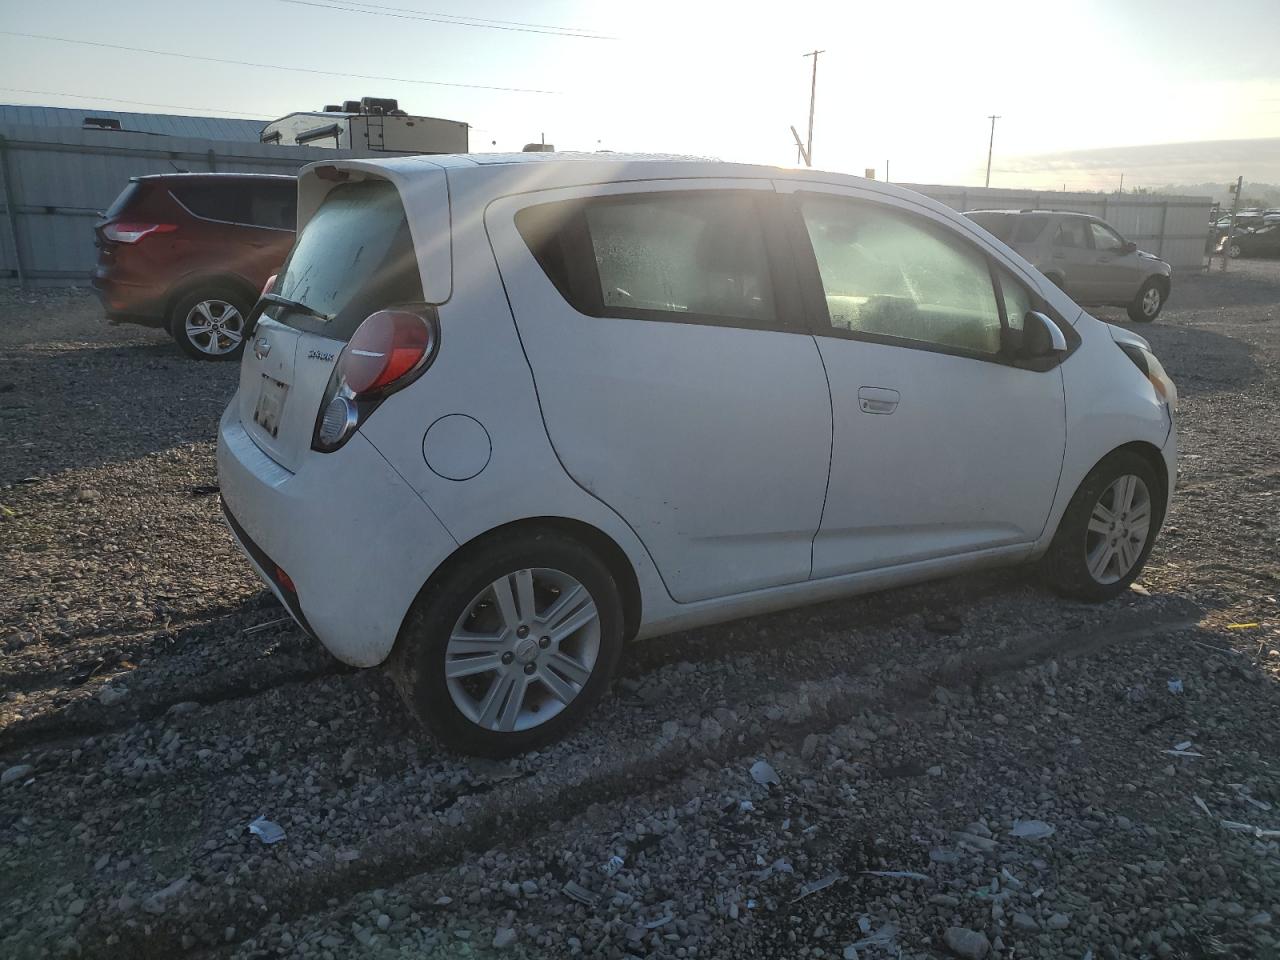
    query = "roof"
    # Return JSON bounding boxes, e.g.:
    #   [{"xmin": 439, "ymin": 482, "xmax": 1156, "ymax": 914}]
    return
[
  {"xmin": 967, "ymin": 208, "xmax": 1094, "ymax": 218},
  {"xmin": 133, "ymin": 172, "xmax": 295, "ymax": 183},
  {"xmin": 0, "ymin": 103, "xmax": 266, "ymax": 142}
]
